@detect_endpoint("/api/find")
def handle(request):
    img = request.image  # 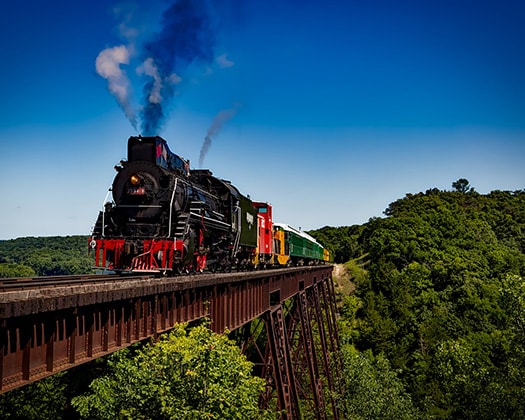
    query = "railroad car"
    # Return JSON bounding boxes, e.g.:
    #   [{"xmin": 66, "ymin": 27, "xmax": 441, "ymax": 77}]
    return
[
  {"xmin": 273, "ymin": 223, "xmax": 326, "ymax": 266},
  {"xmin": 89, "ymin": 135, "xmax": 329, "ymax": 273},
  {"xmin": 253, "ymin": 201, "xmax": 274, "ymax": 267}
]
